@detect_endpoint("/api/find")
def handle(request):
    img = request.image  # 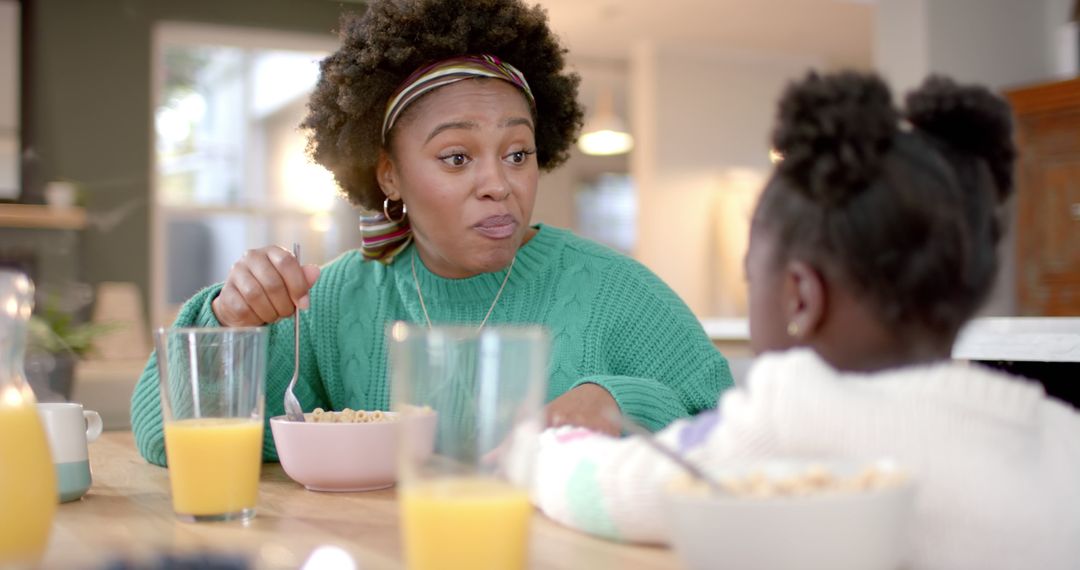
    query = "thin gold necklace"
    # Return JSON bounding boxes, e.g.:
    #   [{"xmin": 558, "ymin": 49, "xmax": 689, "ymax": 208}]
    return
[{"xmin": 411, "ymin": 249, "xmax": 515, "ymax": 330}]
